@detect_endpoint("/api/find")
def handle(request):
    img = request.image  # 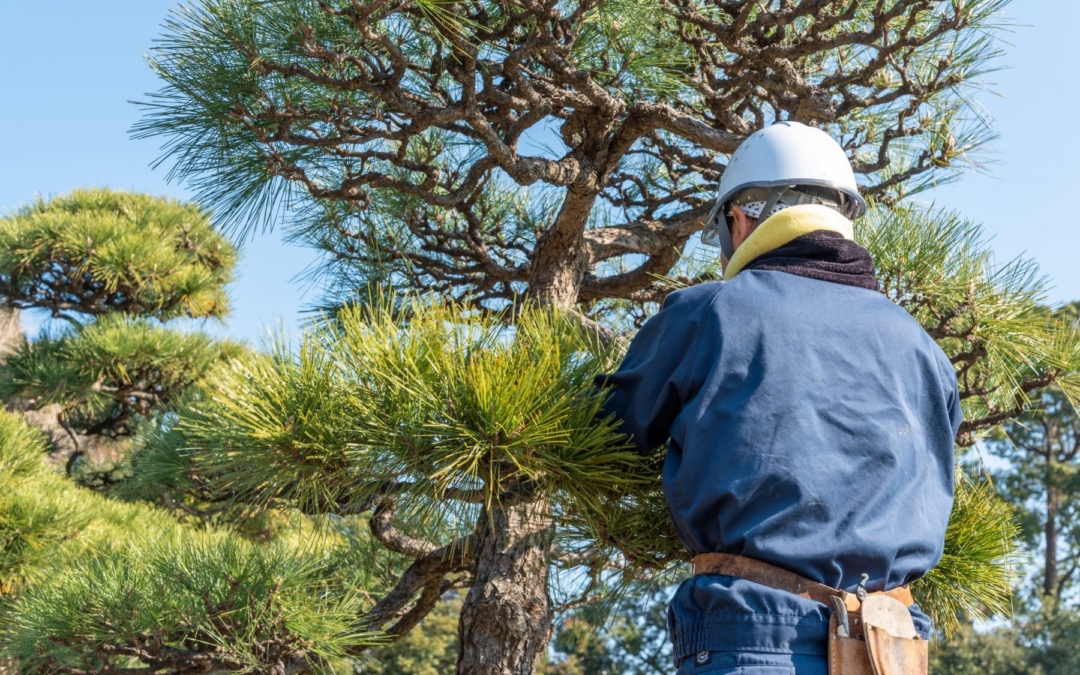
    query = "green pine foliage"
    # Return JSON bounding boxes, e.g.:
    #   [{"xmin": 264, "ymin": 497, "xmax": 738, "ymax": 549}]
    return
[
  {"xmin": 984, "ymin": 340, "xmax": 1080, "ymax": 602},
  {"xmin": 913, "ymin": 470, "xmax": 1020, "ymax": 638},
  {"xmin": 0, "ymin": 188, "xmax": 395, "ymax": 672},
  {"xmin": 0, "ymin": 408, "xmax": 179, "ymax": 592},
  {"xmin": 0, "ymin": 408, "xmax": 385, "ymax": 672},
  {"xmin": 4, "ymin": 538, "xmax": 379, "ymax": 674},
  {"xmin": 128, "ymin": 296, "xmax": 642, "ymax": 538},
  {"xmin": 0, "ymin": 188, "xmax": 234, "ymax": 322},
  {"xmin": 0, "ymin": 410, "xmax": 87, "ymax": 591},
  {"xmin": 0, "ymin": 313, "xmax": 245, "ymax": 437}
]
